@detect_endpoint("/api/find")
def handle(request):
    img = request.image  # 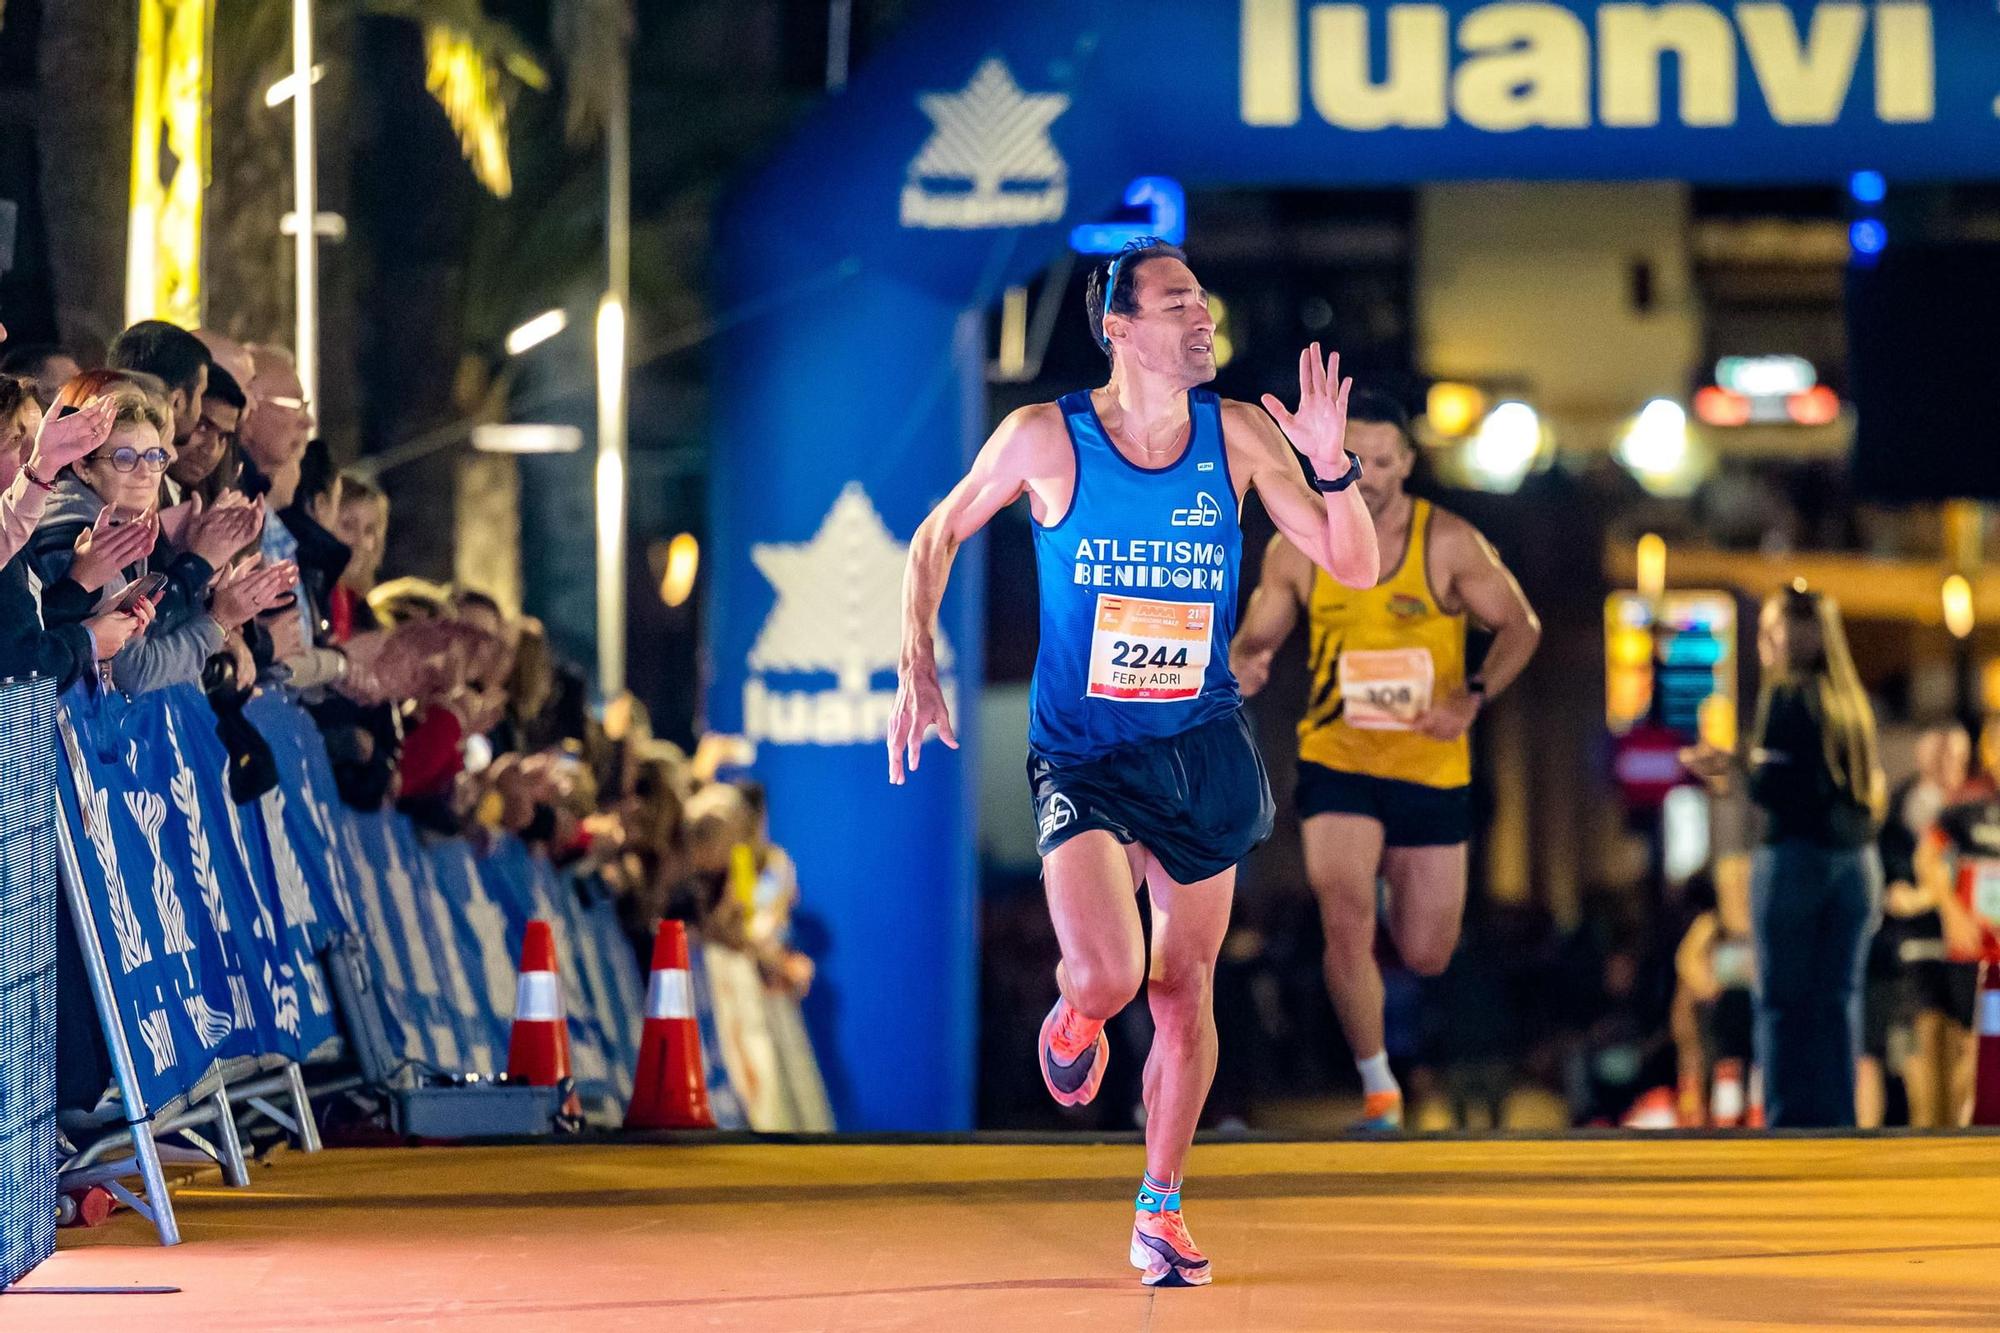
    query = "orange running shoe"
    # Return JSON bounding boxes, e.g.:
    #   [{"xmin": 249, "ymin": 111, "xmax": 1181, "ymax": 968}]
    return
[
  {"xmin": 1130, "ymin": 1208, "xmax": 1211, "ymax": 1287},
  {"xmin": 1037, "ymin": 998, "xmax": 1108, "ymax": 1107},
  {"xmin": 1350, "ymin": 1089, "xmax": 1403, "ymax": 1133}
]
